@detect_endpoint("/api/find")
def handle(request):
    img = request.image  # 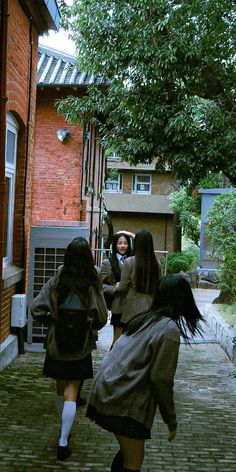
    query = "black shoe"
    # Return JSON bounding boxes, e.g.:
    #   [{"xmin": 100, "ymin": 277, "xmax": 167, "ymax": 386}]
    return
[
  {"xmin": 76, "ymin": 397, "xmax": 86, "ymax": 407},
  {"xmin": 57, "ymin": 445, "xmax": 72, "ymax": 461},
  {"xmin": 111, "ymin": 450, "xmax": 122, "ymax": 471}
]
